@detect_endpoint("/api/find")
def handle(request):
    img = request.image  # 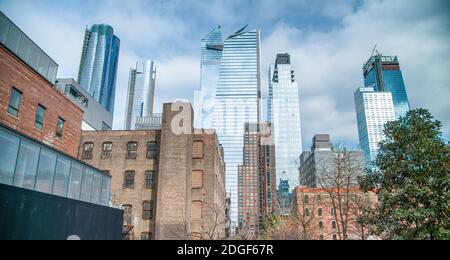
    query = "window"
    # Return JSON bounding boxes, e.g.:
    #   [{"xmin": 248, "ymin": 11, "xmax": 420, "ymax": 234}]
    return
[
  {"xmin": 332, "ymin": 220, "xmax": 336, "ymax": 229},
  {"xmin": 35, "ymin": 148, "xmax": 57, "ymax": 193},
  {"xmin": 68, "ymin": 162, "xmax": 83, "ymax": 199},
  {"xmin": 52, "ymin": 156, "xmax": 70, "ymax": 196},
  {"xmin": 7, "ymin": 87, "xmax": 22, "ymax": 117},
  {"xmin": 333, "ymin": 234, "xmax": 337, "ymax": 240},
  {"xmin": 123, "ymin": 204, "xmax": 132, "ymax": 225},
  {"xmin": 66, "ymin": 84, "xmax": 88, "ymax": 107},
  {"xmin": 331, "ymin": 208, "xmax": 335, "ymax": 215},
  {"xmin": 305, "ymin": 208, "xmax": 310, "ymax": 217},
  {"xmin": 123, "ymin": 170, "xmax": 135, "ymax": 189},
  {"xmin": 146, "ymin": 142, "xmax": 157, "ymax": 159},
  {"xmin": 144, "ymin": 170, "xmax": 155, "ymax": 189},
  {"xmin": 0, "ymin": 129, "xmax": 20, "ymax": 185},
  {"xmin": 140, "ymin": 232, "xmax": 151, "ymax": 240},
  {"xmin": 304, "ymin": 195, "xmax": 309, "ymax": 204},
  {"xmin": 80, "ymin": 168, "xmax": 93, "ymax": 202},
  {"xmin": 13, "ymin": 140, "xmax": 40, "ymax": 189},
  {"xmin": 193, "ymin": 141, "xmax": 204, "ymax": 158},
  {"xmin": 316, "ymin": 194, "xmax": 321, "ymax": 203},
  {"xmin": 318, "ymin": 208, "xmax": 323, "ymax": 217},
  {"xmin": 127, "ymin": 142, "xmax": 137, "ymax": 159},
  {"xmin": 35, "ymin": 104, "xmax": 46, "ymax": 130},
  {"xmin": 102, "ymin": 142, "xmax": 112, "ymax": 159},
  {"xmin": 319, "ymin": 221, "xmax": 323, "ymax": 229},
  {"xmin": 142, "ymin": 200, "xmax": 153, "ymax": 220},
  {"xmin": 55, "ymin": 117, "xmax": 65, "ymax": 140},
  {"xmin": 82, "ymin": 142, "xmax": 94, "ymax": 159}
]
